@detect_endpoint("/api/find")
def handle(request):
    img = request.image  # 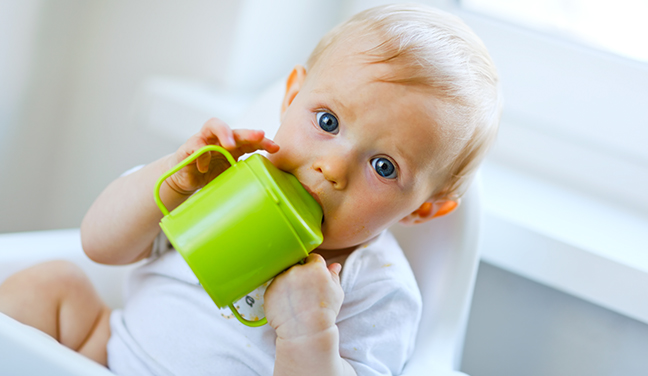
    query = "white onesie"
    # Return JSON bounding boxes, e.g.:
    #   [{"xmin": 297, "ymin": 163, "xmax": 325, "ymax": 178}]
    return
[{"xmin": 107, "ymin": 228, "xmax": 422, "ymax": 376}]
